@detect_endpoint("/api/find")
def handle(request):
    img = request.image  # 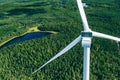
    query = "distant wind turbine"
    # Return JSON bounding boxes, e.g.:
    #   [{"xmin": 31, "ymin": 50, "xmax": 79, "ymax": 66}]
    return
[{"xmin": 32, "ymin": 0, "xmax": 120, "ymax": 80}]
